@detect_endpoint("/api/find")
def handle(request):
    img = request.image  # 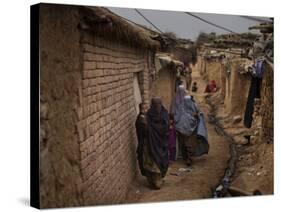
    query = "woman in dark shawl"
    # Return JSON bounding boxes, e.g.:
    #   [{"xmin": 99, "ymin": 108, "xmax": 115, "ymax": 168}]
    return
[{"xmin": 143, "ymin": 97, "xmax": 169, "ymax": 189}]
